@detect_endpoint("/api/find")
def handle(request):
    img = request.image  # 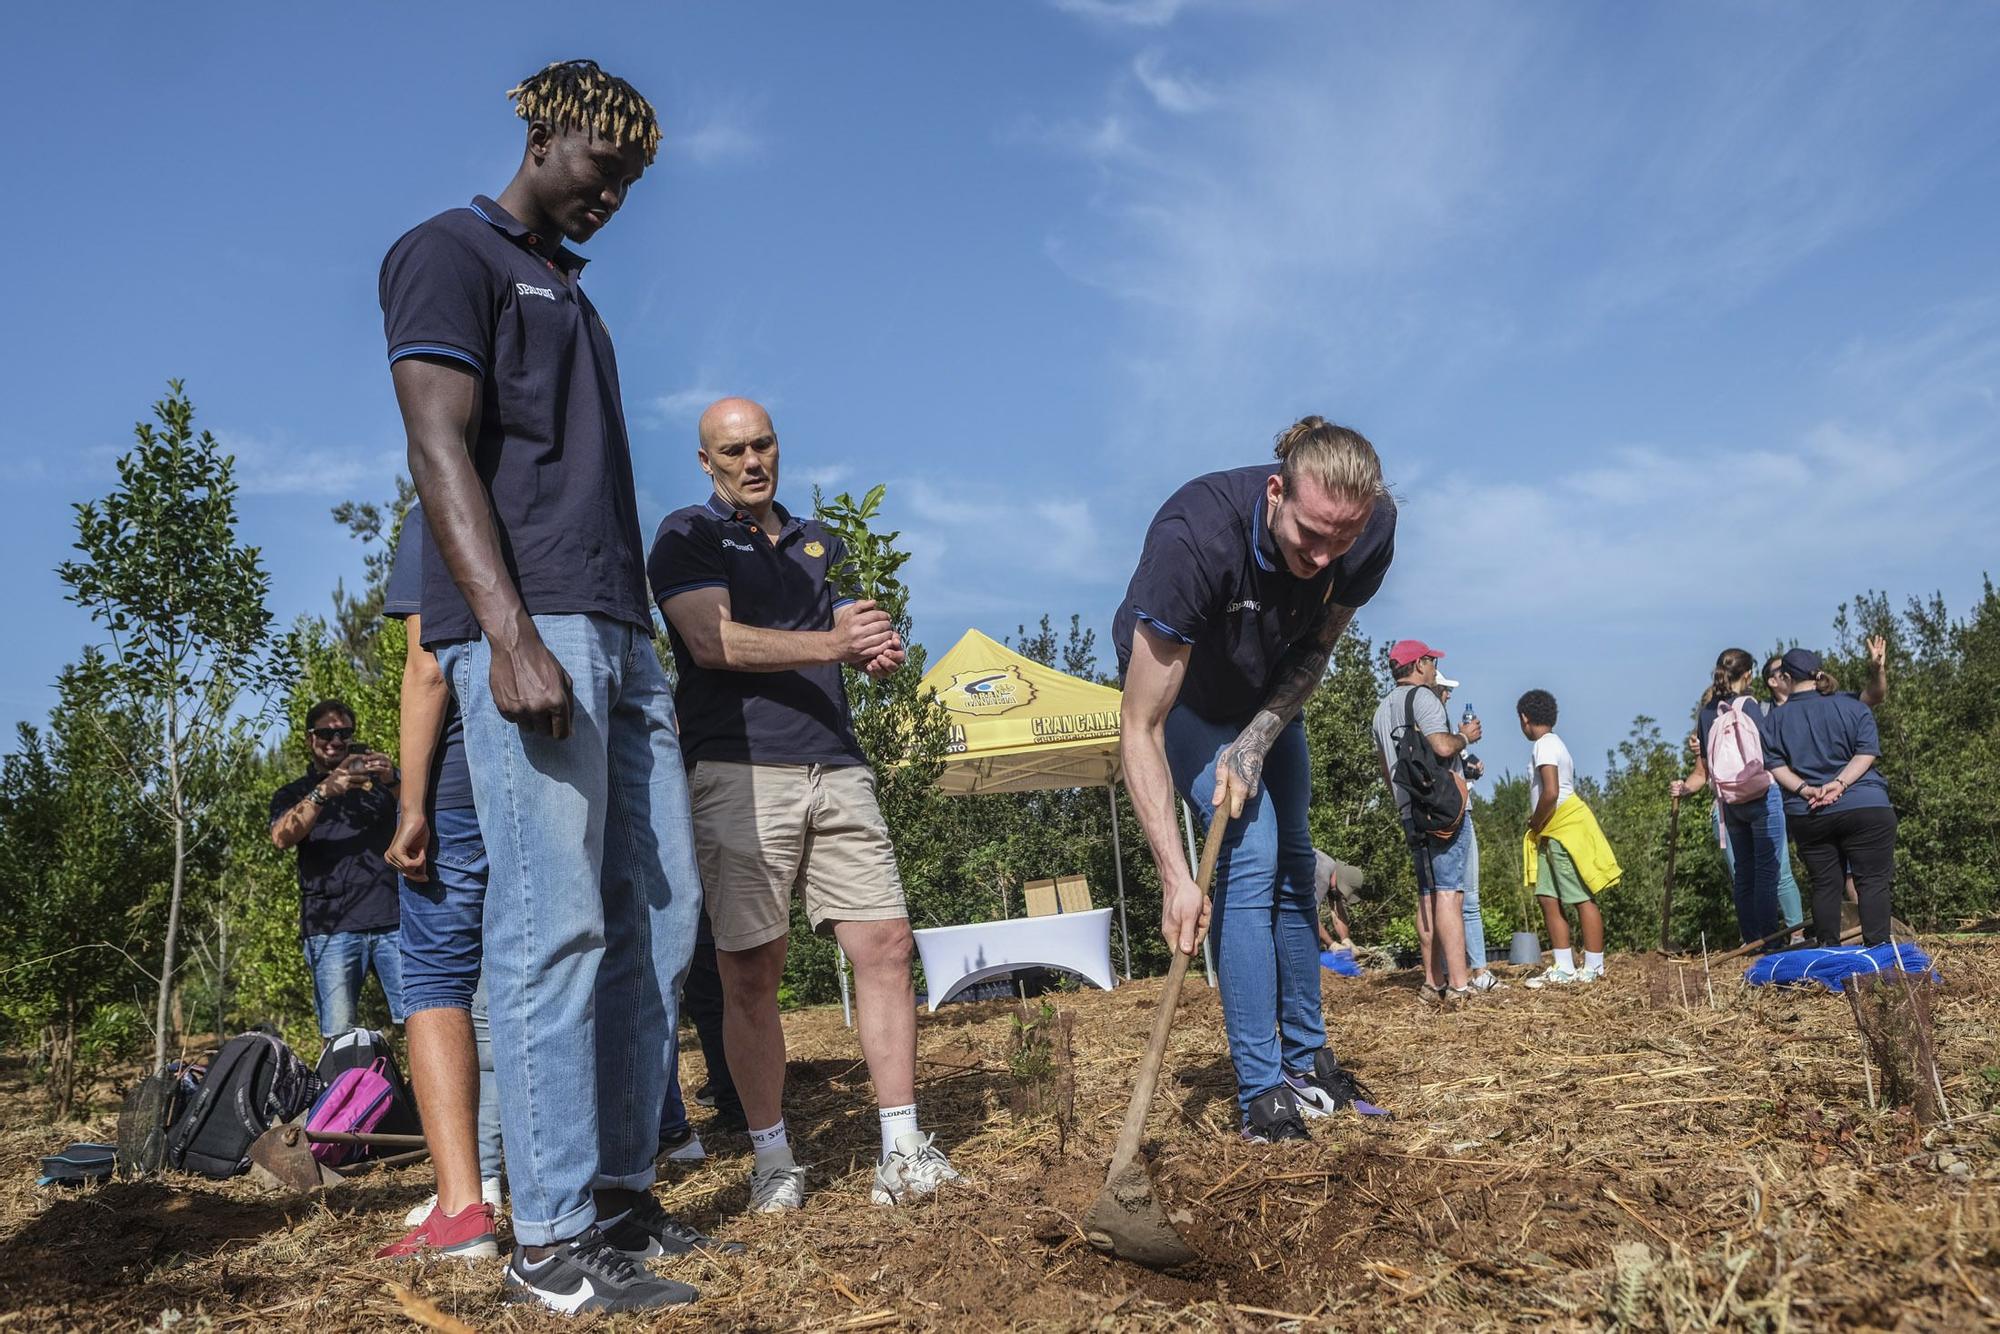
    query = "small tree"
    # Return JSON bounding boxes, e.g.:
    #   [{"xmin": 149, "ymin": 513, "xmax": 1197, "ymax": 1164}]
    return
[
  {"xmin": 0, "ymin": 652, "xmax": 166, "ymax": 1116},
  {"xmin": 58, "ymin": 381, "xmax": 287, "ymax": 1072}
]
